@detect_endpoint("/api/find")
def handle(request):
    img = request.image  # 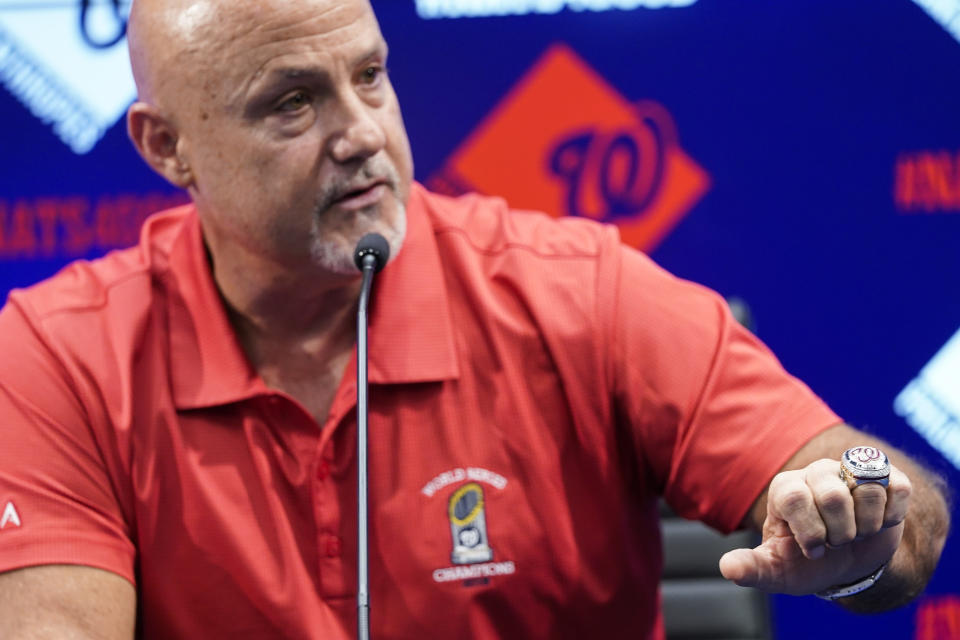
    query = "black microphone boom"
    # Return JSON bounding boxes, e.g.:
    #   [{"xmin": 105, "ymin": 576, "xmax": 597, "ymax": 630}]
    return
[{"xmin": 353, "ymin": 232, "xmax": 388, "ymax": 640}]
